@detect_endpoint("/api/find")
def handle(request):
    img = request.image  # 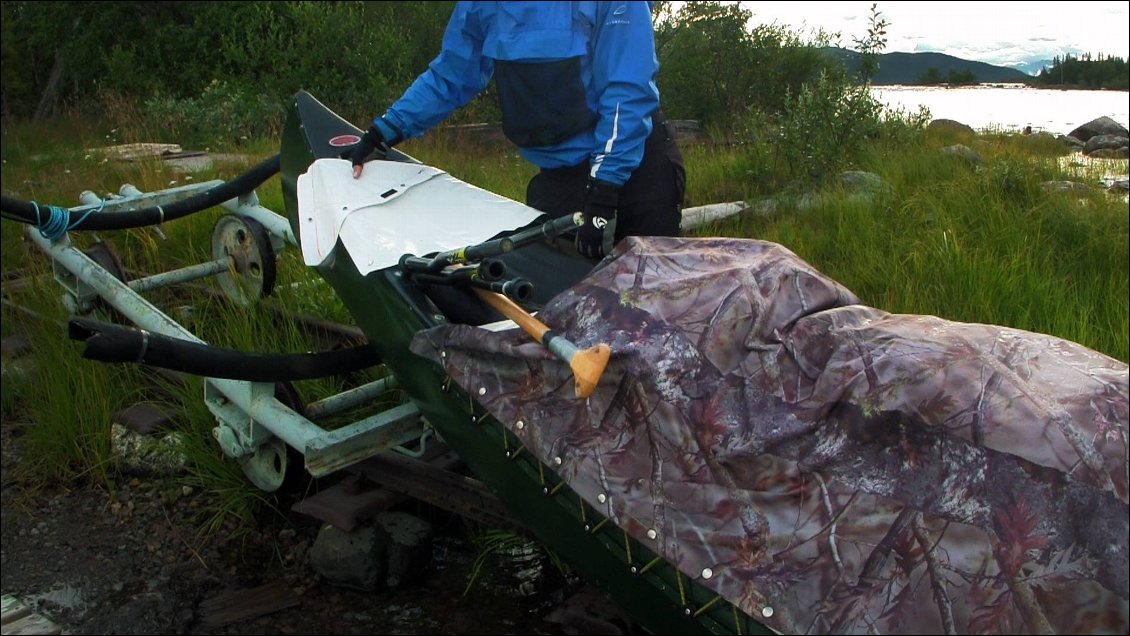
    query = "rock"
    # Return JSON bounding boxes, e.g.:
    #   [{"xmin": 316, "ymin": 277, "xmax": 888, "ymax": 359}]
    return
[
  {"xmin": 375, "ymin": 511, "xmax": 433, "ymax": 588},
  {"xmin": 1026, "ymin": 131, "xmax": 1058, "ymax": 144},
  {"xmin": 109, "ymin": 423, "xmax": 187, "ymax": 476},
  {"xmin": 1058, "ymin": 134, "xmax": 1086, "ymax": 150},
  {"xmin": 1089, "ymin": 147, "xmax": 1130, "ymax": 159},
  {"xmin": 941, "ymin": 144, "xmax": 983, "ymax": 165},
  {"xmin": 307, "ymin": 512, "xmax": 434, "ymax": 591},
  {"xmin": 308, "ymin": 523, "xmax": 387, "ymax": 592},
  {"xmin": 1068, "ymin": 116, "xmax": 1130, "ymax": 142},
  {"xmin": 1083, "ymin": 133, "xmax": 1129, "ymax": 155},
  {"xmin": 1041, "ymin": 180, "xmax": 1094, "ymax": 195},
  {"xmin": 928, "ymin": 119, "xmax": 976, "ymax": 136},
  {"xmin": 839, "ymin": 170, "xmax": 886, "ymax": 194}
]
